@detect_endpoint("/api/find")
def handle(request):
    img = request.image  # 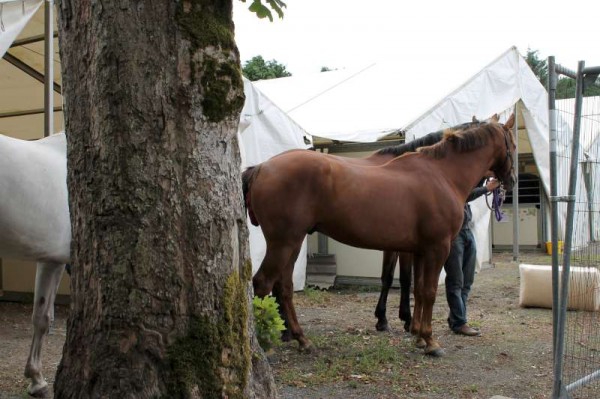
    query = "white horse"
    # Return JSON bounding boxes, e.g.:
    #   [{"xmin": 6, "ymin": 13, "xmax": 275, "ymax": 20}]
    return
[{"xmin": 0, "ymin": 132, "xmax": 70, "ymax": 397}]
